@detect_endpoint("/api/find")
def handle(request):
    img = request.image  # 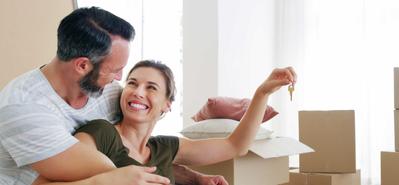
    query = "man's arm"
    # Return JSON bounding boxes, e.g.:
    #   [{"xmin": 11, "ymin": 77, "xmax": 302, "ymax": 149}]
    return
[
  {"xmin": 173, "ymin": 164, "xmax": 228, "ymax": 185},
  {"xmin": 31, "ymin": 132, "xmax": 170, "ymax": 185},
  {"xmin": 32, "ymin": 165, "xmax": 169, "ymax": 185},
  {"xmin": 0, "ymin": 106, "xmax": 117, "ymax": 182},
  {"xmin": 29, "ymin": 126, "xmax": 222, "ymax": 185},
  {"xmin": 31, "ymin": 140, "xmax": 116, "ymax": 181}
]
